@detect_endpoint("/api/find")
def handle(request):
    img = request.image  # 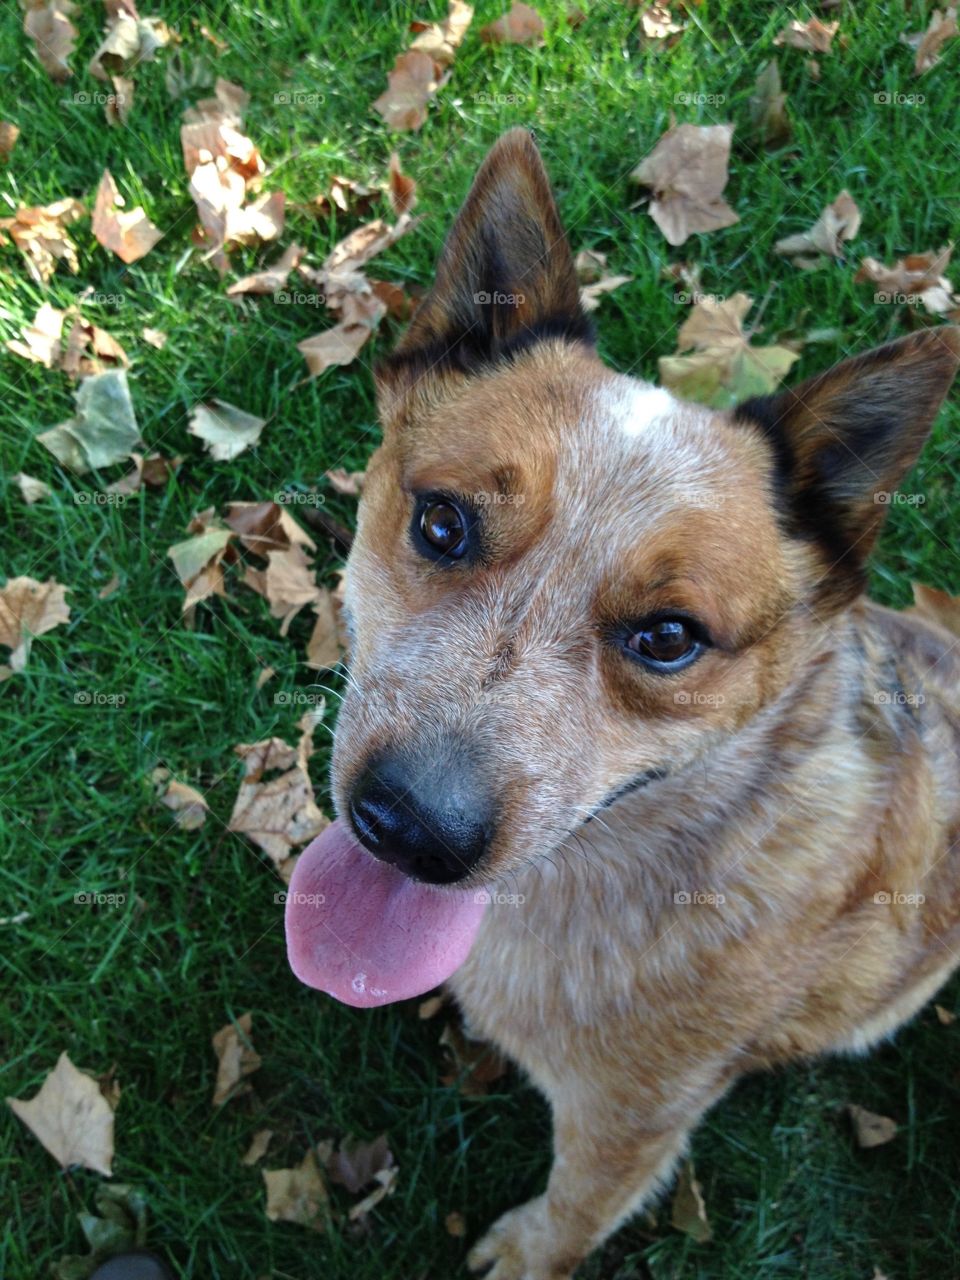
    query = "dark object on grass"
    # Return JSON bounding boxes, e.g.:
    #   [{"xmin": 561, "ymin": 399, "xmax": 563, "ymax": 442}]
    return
[{"xmin": 90, "ymin": 1253, "xmax": 174, "ymax": 1280}]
